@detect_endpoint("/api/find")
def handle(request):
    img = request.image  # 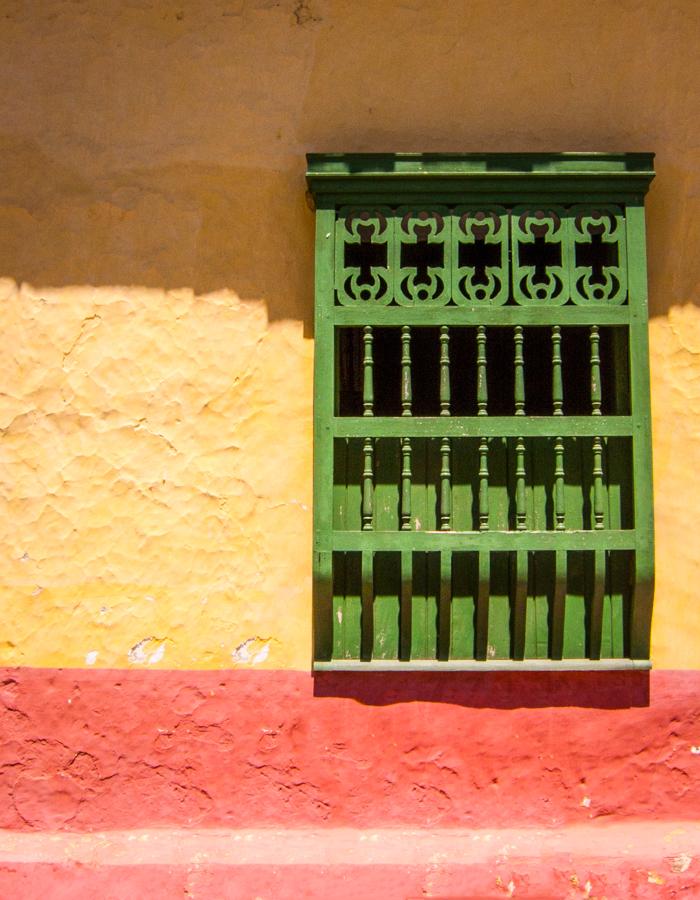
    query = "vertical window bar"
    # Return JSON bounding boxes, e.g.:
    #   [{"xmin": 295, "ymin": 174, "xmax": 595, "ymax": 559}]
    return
[
  {"xmin": 440, "ymin": 438, "xmax": 452, "ymax": 530},
  {"xmin": 554, "ymin": 438, "xmax": 566, "ymax": 531},
  {"xmin": 477, "ymin": 327, "xmax": 489, "ymax": 533},
  {"xmin": 511, "ymin": 550, "xmax": 528, "ymax": 660},
  {"xmin": 552, "ymin": 326, "xmax": 566, "ymax": 531},
  {"xmin": 514, "ymin": 326, "xmax": 526, "ymax": 531},
  {"xmin": 437, "ymin": 551, "xmax": 452, "ymax": 661},
  {"xmin": 360, "ymin": 550, "xmax": 374, "ymax": 661},
  {"xmin": 588, "ymin": 549, "xmax": 606, "ymax": 660},
  {"xmin": 592, "ymin": 437, "xmax": 605, "ymax": 530},
  {"xmin": 361, "ymin": 325, "xmax": 374, "ymax": 530},
  {"xmin": 514, "ymin": 325, "xmax": 525, "ymax": 416},
  {"xmin": 439, "ymin": 326, "xmax": 451, "ymax": 416},
  {"xmin": 399, "ymin": 550, "xmax": 412, "ymax": 661},
  {"xmin": 590, "ymin": 325, "xmax": 602, "ymax": 416},
  {"xmin": 475, "ymin": 551, "xmax": 490, "ymax": 660},
  {"xmin": 550, "ymin": 549, "xmax": 567, "ymax": 660},
  {"xmin": 590, "ymin": 325, "xmax": 605, "ymax": 529},
  {"xmin": 400, "ymin": 438, "xmax": 412, "ymax": 531},
  {"xmin": 439, "ymin": 326, "xmax": 452, "ymax": 530},
  {"xmin": 552, "ymin": 325, "xmax": 563, "ymax": 416},
  {"xmin": 362, "ymin": 438, "xmax": 374, "ymax": 531},
  {"xmin": 400, "ymin": 326, "xmax": 412, "ymax": 530},
  {"xmin": 476, "ymin": 325, "xmax": 488, "ymax": 416},
  {"xmin": 401, "ymin": 325, "xmax": 412, "ymax": 416},
  {"xmin": 478, "ymin": 438, "xmax": 489, "ymax": 531},
  {"xmin": 515, "ymin": 437, "xmax": 527, "ymax": 531}
]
